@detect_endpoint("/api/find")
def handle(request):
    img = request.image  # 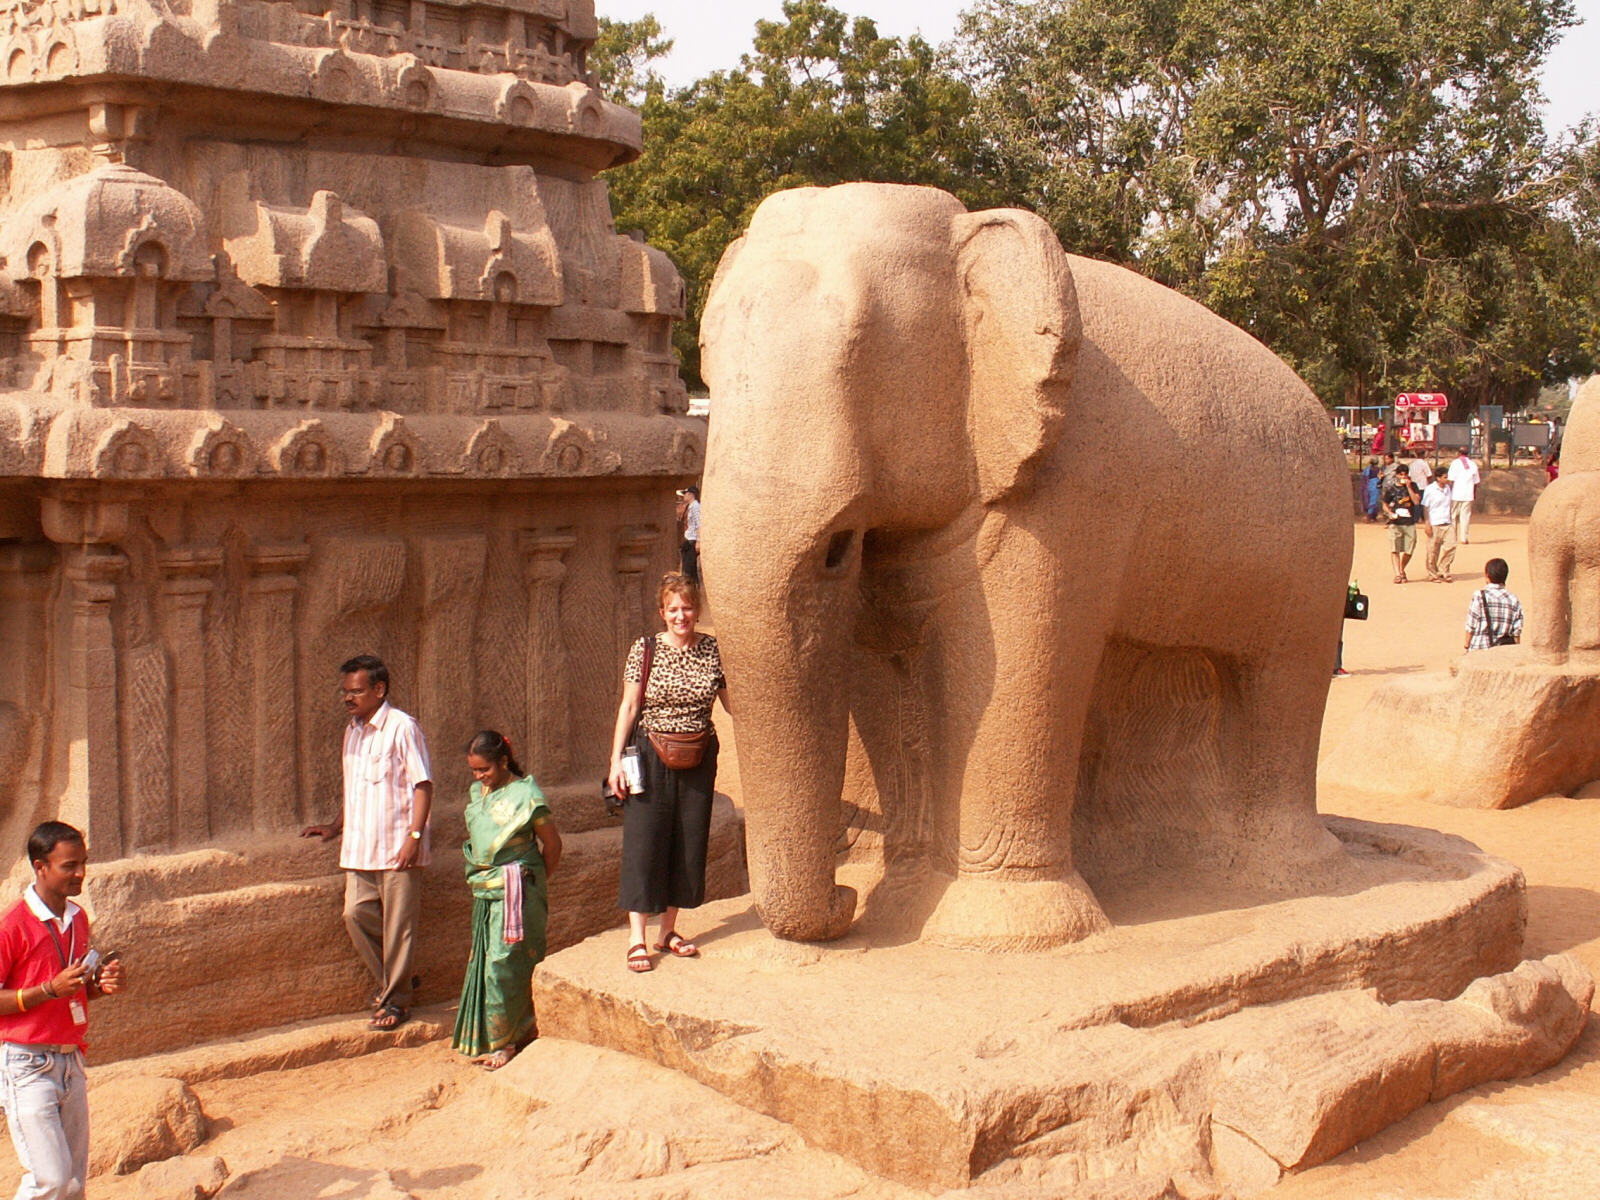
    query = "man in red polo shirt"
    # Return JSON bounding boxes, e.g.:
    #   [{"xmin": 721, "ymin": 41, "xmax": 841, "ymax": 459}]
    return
[{"xmin": 0, "ymin": 821, "xmax": 126, "ymax": 1200}]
